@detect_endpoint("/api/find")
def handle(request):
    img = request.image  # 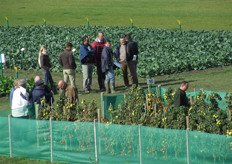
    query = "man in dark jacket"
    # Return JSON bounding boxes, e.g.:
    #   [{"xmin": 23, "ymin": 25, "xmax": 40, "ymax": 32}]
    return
[
  {"xmin": 115, "ymin": 37, "xmax": 129, "ymax": 88},
  {"xmin": 79, "ymin": 36, "xmax": 95, "ymax": 93},
  {"xmin": 101, "ymin": 40, "xmax": 116, "ymax": 93},
  {"xmin": 59, "ymin": 43, "xmax": 77, "ymax": 90},
  {"xmin": 174, "ymin": 81, "xmax": 190, "ymax": 108},
  {"xmin": 32, "ymin": 80, "xmax": 54, "ymax": 105},
  {"xmin": 125, "ymin": 34, "xmax": 139, "ymax": 87},
  {"xmin": 92, "ymin": 32, "xmax": 106, "ymax": 91}
]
